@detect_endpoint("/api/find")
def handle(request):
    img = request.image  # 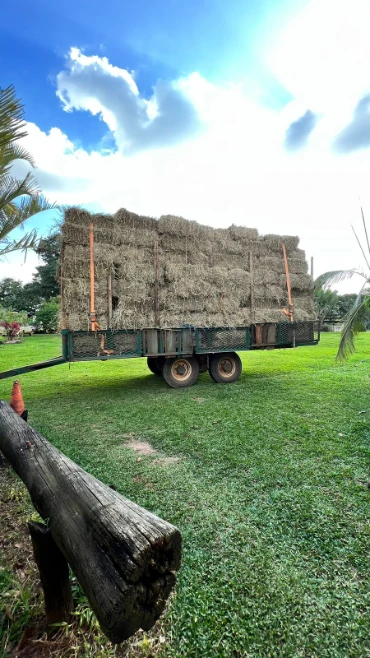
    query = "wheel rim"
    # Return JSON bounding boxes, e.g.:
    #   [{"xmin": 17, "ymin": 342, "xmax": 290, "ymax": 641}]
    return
[
  {"xmin": 218, "ymin": 357, "xmax": 236, "ymax": 378},
  {"xmin": 171, "ymin": 359, "xmax": 192, "ymax": 382}
]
